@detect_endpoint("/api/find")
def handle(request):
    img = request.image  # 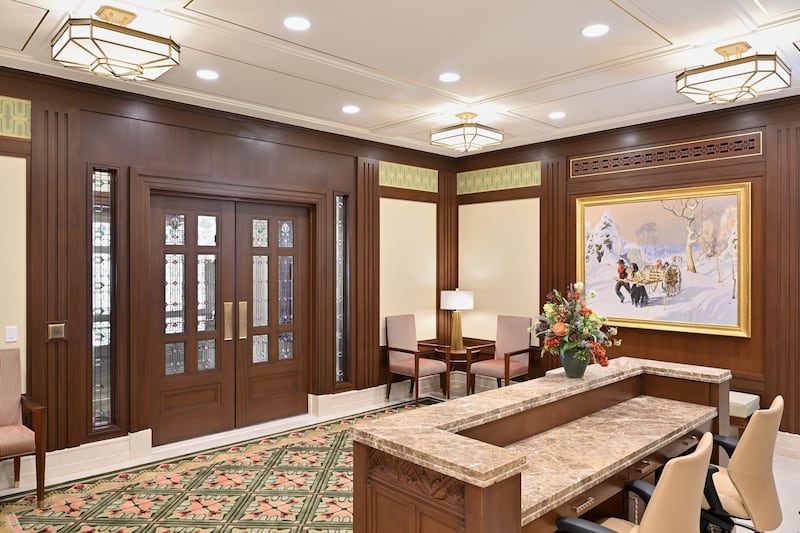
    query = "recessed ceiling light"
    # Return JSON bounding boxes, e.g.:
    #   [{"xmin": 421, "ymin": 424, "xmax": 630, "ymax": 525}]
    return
[
  {"xmin": 284, "ymin": 16, "xmax": 311, "ymax": 31},
  {"xmin": 439, "ymin": 72, "xmax": 460, "ymax": 83},
  {"xmin": 196, "ymin": 69, "xmax": 219, "ymax": 80},
  {"xmin": 582, "ymin": 23, "xmax": 609, "ymax": 37},
  {"xmin": 548, "ymin": 111, "xmax": 566, "ymax": 120},
  {"xmin": 342, "ymin": 105, "xmax": 360, "ymax": 114}
]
